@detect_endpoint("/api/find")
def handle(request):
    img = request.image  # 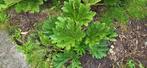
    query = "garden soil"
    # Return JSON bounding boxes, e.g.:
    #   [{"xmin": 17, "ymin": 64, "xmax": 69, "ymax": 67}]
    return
[
  {"xmin": 8, "ymin": 8, "xmax": 147, "ymax": 68},
  {"xmin": 81, "ymin": 20, "xmax": 147, "ymax": 68}
]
